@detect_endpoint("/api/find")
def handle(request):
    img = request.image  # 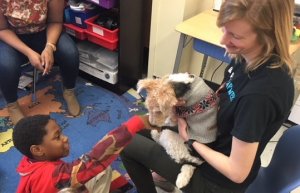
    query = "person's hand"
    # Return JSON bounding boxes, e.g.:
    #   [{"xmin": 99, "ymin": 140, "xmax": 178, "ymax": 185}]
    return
[
  {"xmin": 172, "ymin": 98, "xmax": 186, "ymax": 116},
  {"xmin": 41, "ymin": 46, "xmax": 54, "ymax": 75},
  {"xmin": 27, "ymin": 51, "xmax": 44, "ymax": 72},
  {"xmin": 178, "ymin": 117, "xmax": 189, "ymax": 141},
  {"xmin": 138, "ymin": 114, "xmax": 161, "ymax": 131},
  {"xmin": 175, "ymin": 98, "xmax": 186, "ymax": 107}
]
